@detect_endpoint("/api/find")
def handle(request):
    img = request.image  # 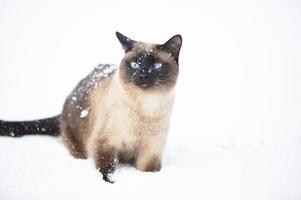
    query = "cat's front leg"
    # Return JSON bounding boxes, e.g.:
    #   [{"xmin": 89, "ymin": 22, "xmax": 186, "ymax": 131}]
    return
[
  {"xmin": 136, "ymin": 154, "xmax": 162, "ymax": 172},
  {"xmin": 135, "ymin": 143, "xmax": 162, "ymax": 172},
  {"xmin": 135, "ymin": 129, "xmax": 168, "ymax": 172},
  {"xmin": 92, "ymin": 139, "xmax": 118, "ymax": 183}
]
